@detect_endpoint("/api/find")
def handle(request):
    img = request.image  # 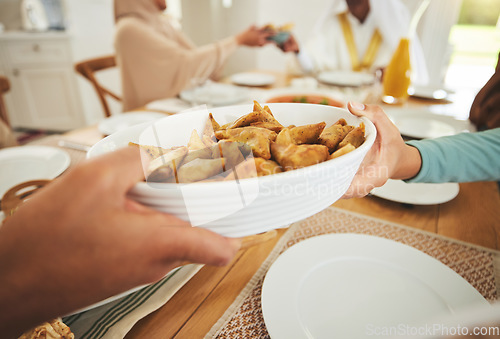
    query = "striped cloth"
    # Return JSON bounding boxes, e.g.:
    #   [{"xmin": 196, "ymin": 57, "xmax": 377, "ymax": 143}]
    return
[{"xmin": 63, "ymin": 264, "xmax": 202, "ymax": 339}]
